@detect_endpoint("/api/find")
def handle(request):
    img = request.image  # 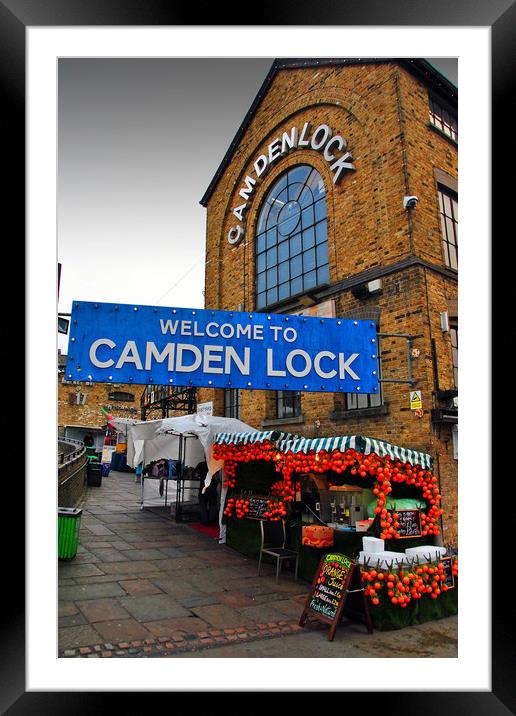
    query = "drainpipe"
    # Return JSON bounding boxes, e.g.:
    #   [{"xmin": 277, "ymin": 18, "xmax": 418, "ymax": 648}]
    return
[{"xmin": 394, "ymin": 71, "xmax": 415, "ymax": 255}]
